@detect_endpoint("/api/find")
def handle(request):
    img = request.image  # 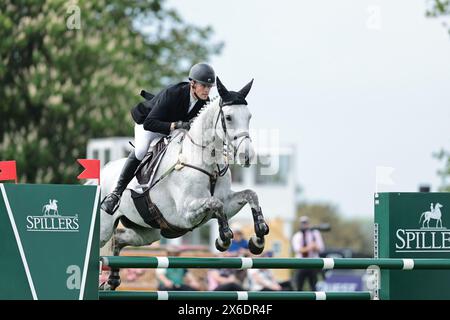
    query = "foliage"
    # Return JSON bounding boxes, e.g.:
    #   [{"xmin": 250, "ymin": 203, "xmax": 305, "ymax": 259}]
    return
[
  {"xmin": 295, "ymin": 202, "xmax": 373, "ymax": 256},
  {"xmin": 433, "ymin": 149, "xmax": 450, "ymax": 191},
  {"xmin": 0, "ymin": 0, "xmax": 222, "ymax": 183}
]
